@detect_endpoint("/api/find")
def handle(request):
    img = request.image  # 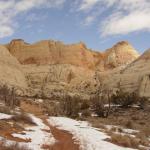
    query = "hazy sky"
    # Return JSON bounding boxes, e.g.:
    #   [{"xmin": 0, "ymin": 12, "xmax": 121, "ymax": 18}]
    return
[{"xmin": 0, "ymin": 0, "xmax": 149, "ymax": 53}]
